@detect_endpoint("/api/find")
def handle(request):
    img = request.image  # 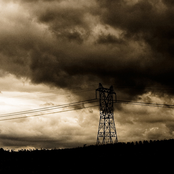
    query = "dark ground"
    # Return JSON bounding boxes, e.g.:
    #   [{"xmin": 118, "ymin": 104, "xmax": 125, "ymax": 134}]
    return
[{"xmin": 0, "ymin": 139, "xmax": 174, "ymax": 174}]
